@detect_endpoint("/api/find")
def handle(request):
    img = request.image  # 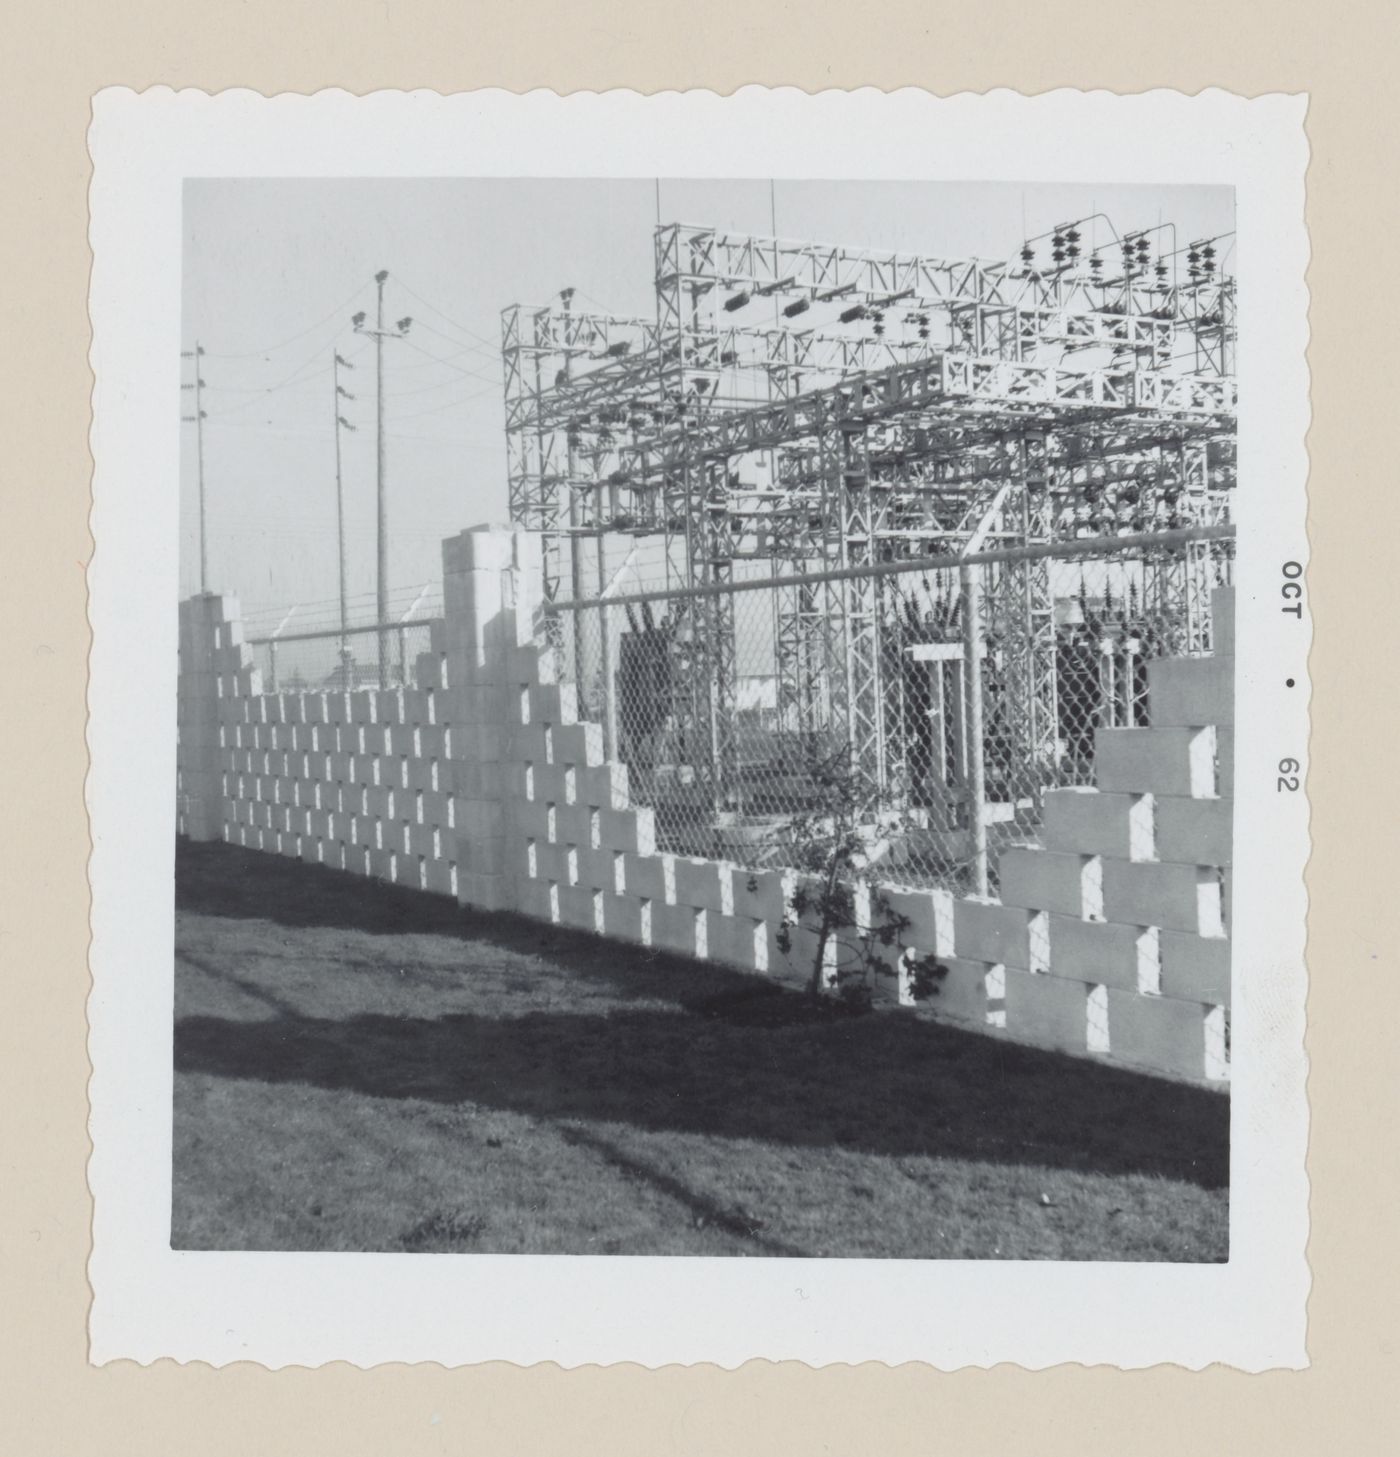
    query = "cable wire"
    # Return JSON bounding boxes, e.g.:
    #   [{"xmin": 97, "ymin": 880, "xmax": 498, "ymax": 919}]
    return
[{"xmin": 197, "ymin": 278, "xmax": 376, "ymax": 360}]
